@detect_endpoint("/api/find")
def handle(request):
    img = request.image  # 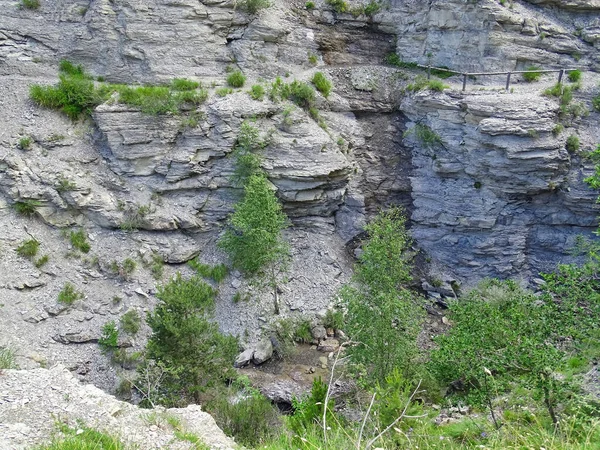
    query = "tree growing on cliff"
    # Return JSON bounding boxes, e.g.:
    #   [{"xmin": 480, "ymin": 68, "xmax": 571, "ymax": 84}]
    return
[
  {"xmin": 341, "ymin": 207, "xmax": 423, "ymax": 384},
  {"xmin": 219, "ymin": 173, "xmax": 289, "ymax": 314}
]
